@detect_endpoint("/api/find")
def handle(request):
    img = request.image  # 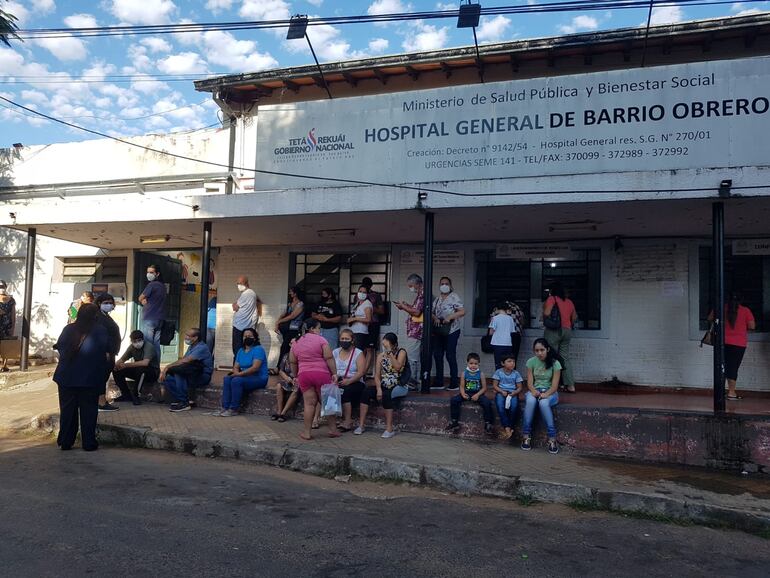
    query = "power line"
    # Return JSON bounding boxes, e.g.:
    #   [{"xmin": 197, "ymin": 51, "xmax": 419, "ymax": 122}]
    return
[
  {"xmin": 0, "ymin": 95, "xmax": 766, "ymax": 200},
  {"xmin": 15, "ymin": 1, "xmax": 767, "ymax": 39}
]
